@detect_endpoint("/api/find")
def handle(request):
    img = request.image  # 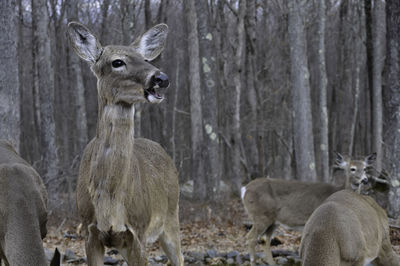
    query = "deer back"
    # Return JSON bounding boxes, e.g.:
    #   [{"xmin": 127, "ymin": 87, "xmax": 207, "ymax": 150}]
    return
[{"xmin": 243, "ymin": 178, "xmax": 340, "ymax": 227}]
